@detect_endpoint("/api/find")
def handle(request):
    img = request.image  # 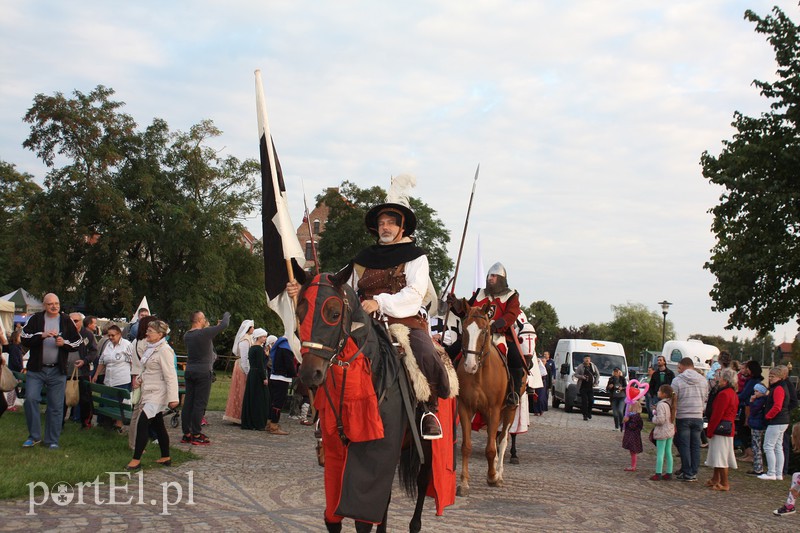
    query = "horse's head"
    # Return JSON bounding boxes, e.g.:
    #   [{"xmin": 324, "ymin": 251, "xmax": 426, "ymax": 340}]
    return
[
  {"xmin": 296, "ymin": 269, "xmax": 365, "ymax": 387},
  {"xmin": 461, "ymin": 303, "xmax": 492, "ymax": 374}
]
